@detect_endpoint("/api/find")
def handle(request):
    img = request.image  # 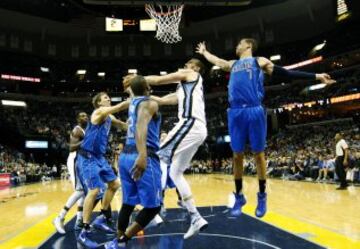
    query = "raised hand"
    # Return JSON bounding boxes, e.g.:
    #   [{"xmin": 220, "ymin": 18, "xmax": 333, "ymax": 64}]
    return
[
  {"xmin": 196, "ymin": 41, "xmax": 207, "ymax": 55},
  {"xmin": 122, "ymin": 74, "xmax": 137, "ymax": 91},
  {"xmin": 316, "ymin": 73, "xmax": 336, "ymax": 85}
]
